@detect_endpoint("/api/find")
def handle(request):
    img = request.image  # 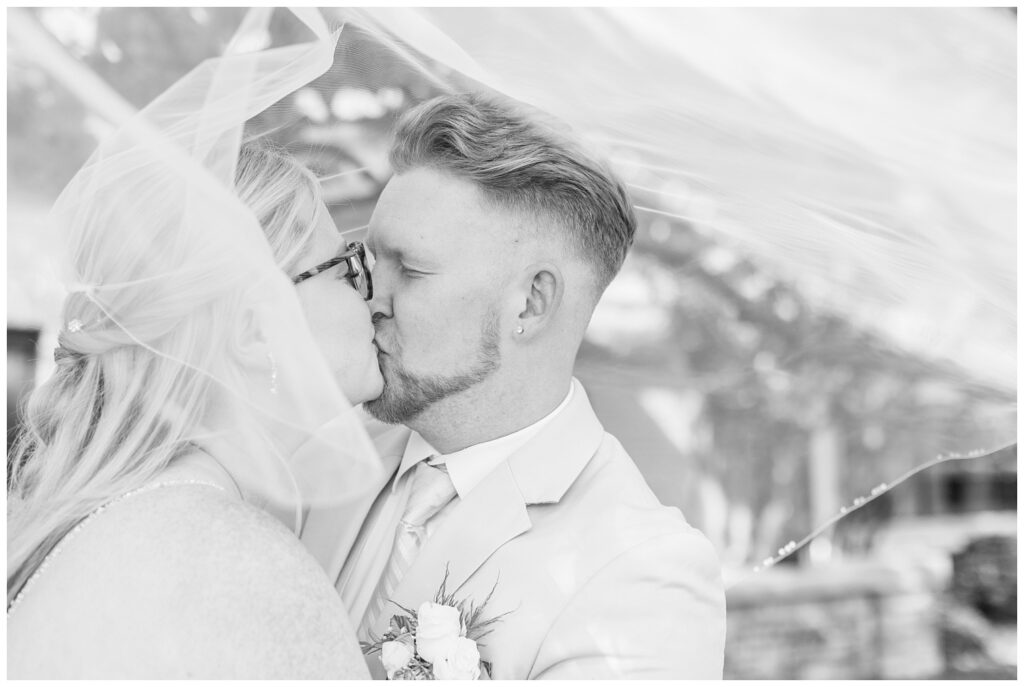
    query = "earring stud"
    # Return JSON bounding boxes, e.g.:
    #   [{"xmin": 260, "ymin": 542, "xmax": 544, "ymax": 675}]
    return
[{"xmin": 515, "ymin": 326, "xmax": 525, "ymax": 335}]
